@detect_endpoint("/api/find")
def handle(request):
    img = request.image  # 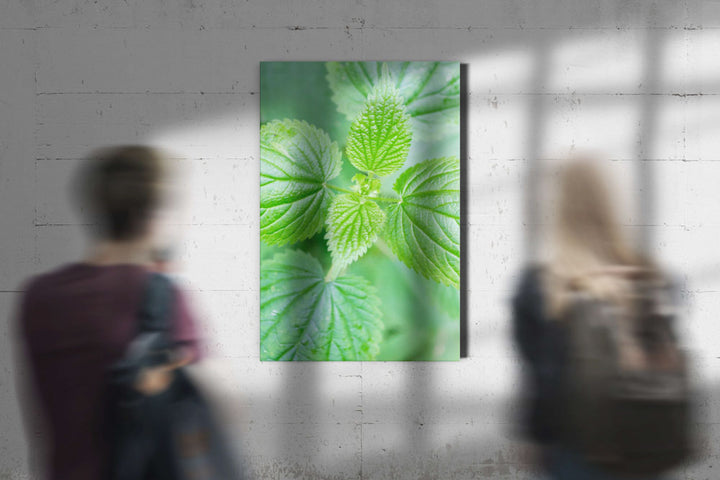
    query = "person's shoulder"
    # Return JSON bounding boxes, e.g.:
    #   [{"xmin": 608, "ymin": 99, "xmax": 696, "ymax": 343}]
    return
[
  {"xmin": 166, "ymin": 276, "xmax": 195, "ymax": 307},
  {"xmin": 144, "ymin": 273, "xmax": 194, "ymax": 309},
  {"xmin": 145, "ymin": 271, "xmax": 185, "ymax": 293},
  {"xmin": 18, "ymin": 263, "xmax": 80, "ymax": 297},
  {"xmin": 511, "ymin": 263, "xmax": 548, "ymax": 308},
  {"xmin": 14, "ymin": 264, "xmax": 87, "ymax": 331},
  {"xmin": 18, "ymin": 274, "xmax": 41, "ymax": 297},
  {"xmin": 515, "ymin": 263, "xmax": 546, "ymax": 290}
]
